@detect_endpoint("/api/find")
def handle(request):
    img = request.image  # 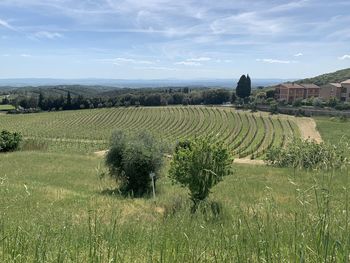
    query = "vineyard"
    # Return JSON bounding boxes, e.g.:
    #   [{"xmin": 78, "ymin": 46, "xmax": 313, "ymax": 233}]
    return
[{"xmin": 0, "ymin": 106, "xmax": 300, "ymax": 158}]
